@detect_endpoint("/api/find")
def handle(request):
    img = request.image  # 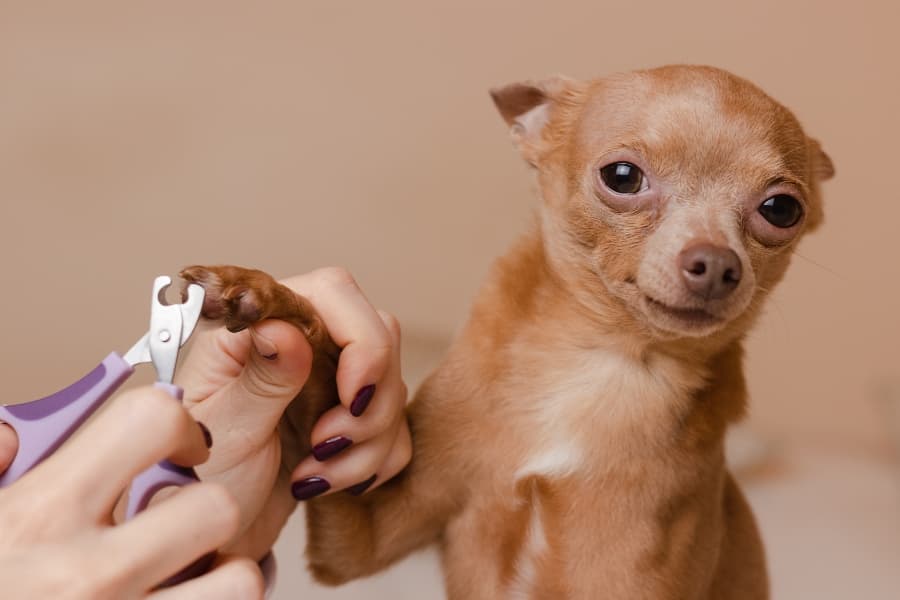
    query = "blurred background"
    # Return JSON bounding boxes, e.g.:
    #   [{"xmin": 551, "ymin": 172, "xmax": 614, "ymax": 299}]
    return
[{"xmin": 1, "ymin": 1, "xmax": 897, "ymax": 598}]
